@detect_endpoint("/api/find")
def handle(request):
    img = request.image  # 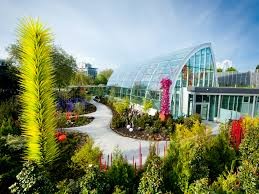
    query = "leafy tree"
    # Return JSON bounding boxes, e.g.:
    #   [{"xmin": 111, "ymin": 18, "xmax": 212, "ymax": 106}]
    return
[
  {"xmin": 95, "ymin": 69, "xmax": 113, "ymax": 85},
  {"xmin": 52, "ymin": 46, "xmax": 77, "ymax": 89},
  {"xmin": 71, "ymin": 71, "xmax": 94, "ymax": 86},
  {"xmin": 256, "ymin": 64, "xmax": 259, "ymax": 70},
  {"xmin": 217, "ymin": 68, "xmax": 223, "ymax": 72},
  {"xmin": 226, "ymin": 67, "xmax": 237, "ymax": 72},
  {"xmin": 6, "ymin": 43, "xmax": 76, "ymax": 90},
  {"xmin": 17, "ymin": 18, "xmax": 59, "ymax": 167},
  {"xmin": 0, "ymin": 62, "xmax": 19, "ymax": 100}
]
